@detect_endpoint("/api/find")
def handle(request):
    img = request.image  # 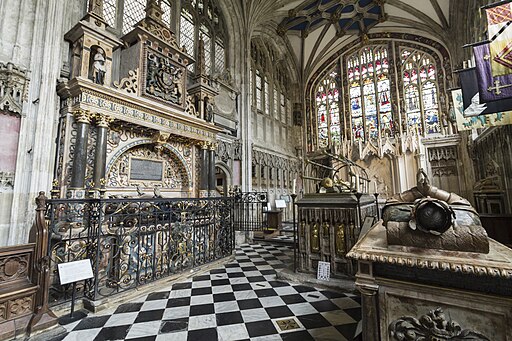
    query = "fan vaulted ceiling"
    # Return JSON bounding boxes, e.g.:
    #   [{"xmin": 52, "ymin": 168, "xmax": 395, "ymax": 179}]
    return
[{"xmin": 259, "ymin": 0, "xmax": 451, "ymax": 82}]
